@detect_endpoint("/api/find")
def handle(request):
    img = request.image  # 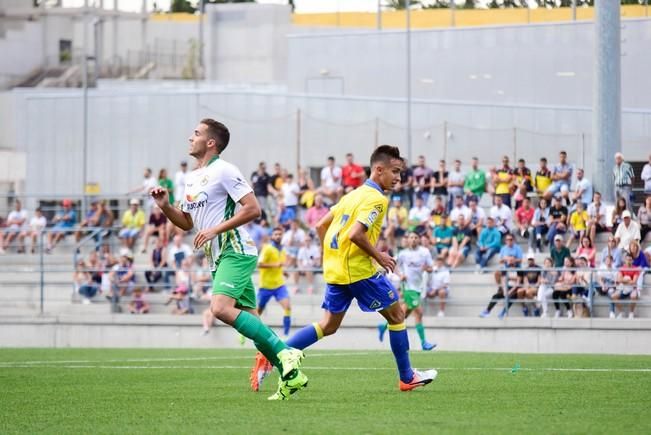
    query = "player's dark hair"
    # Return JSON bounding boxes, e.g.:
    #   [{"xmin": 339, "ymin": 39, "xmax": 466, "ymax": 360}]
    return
[
  {"xmin": 200, "ymin": 118, "xmax": 230, "ymax": 153},
  {"xmin": 370, "ymin": 145, "xmax": 401, "ymax": 166},
  {"xmin": 272, "ymin": 226, "xmax": 284, "ymax": 233}
]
